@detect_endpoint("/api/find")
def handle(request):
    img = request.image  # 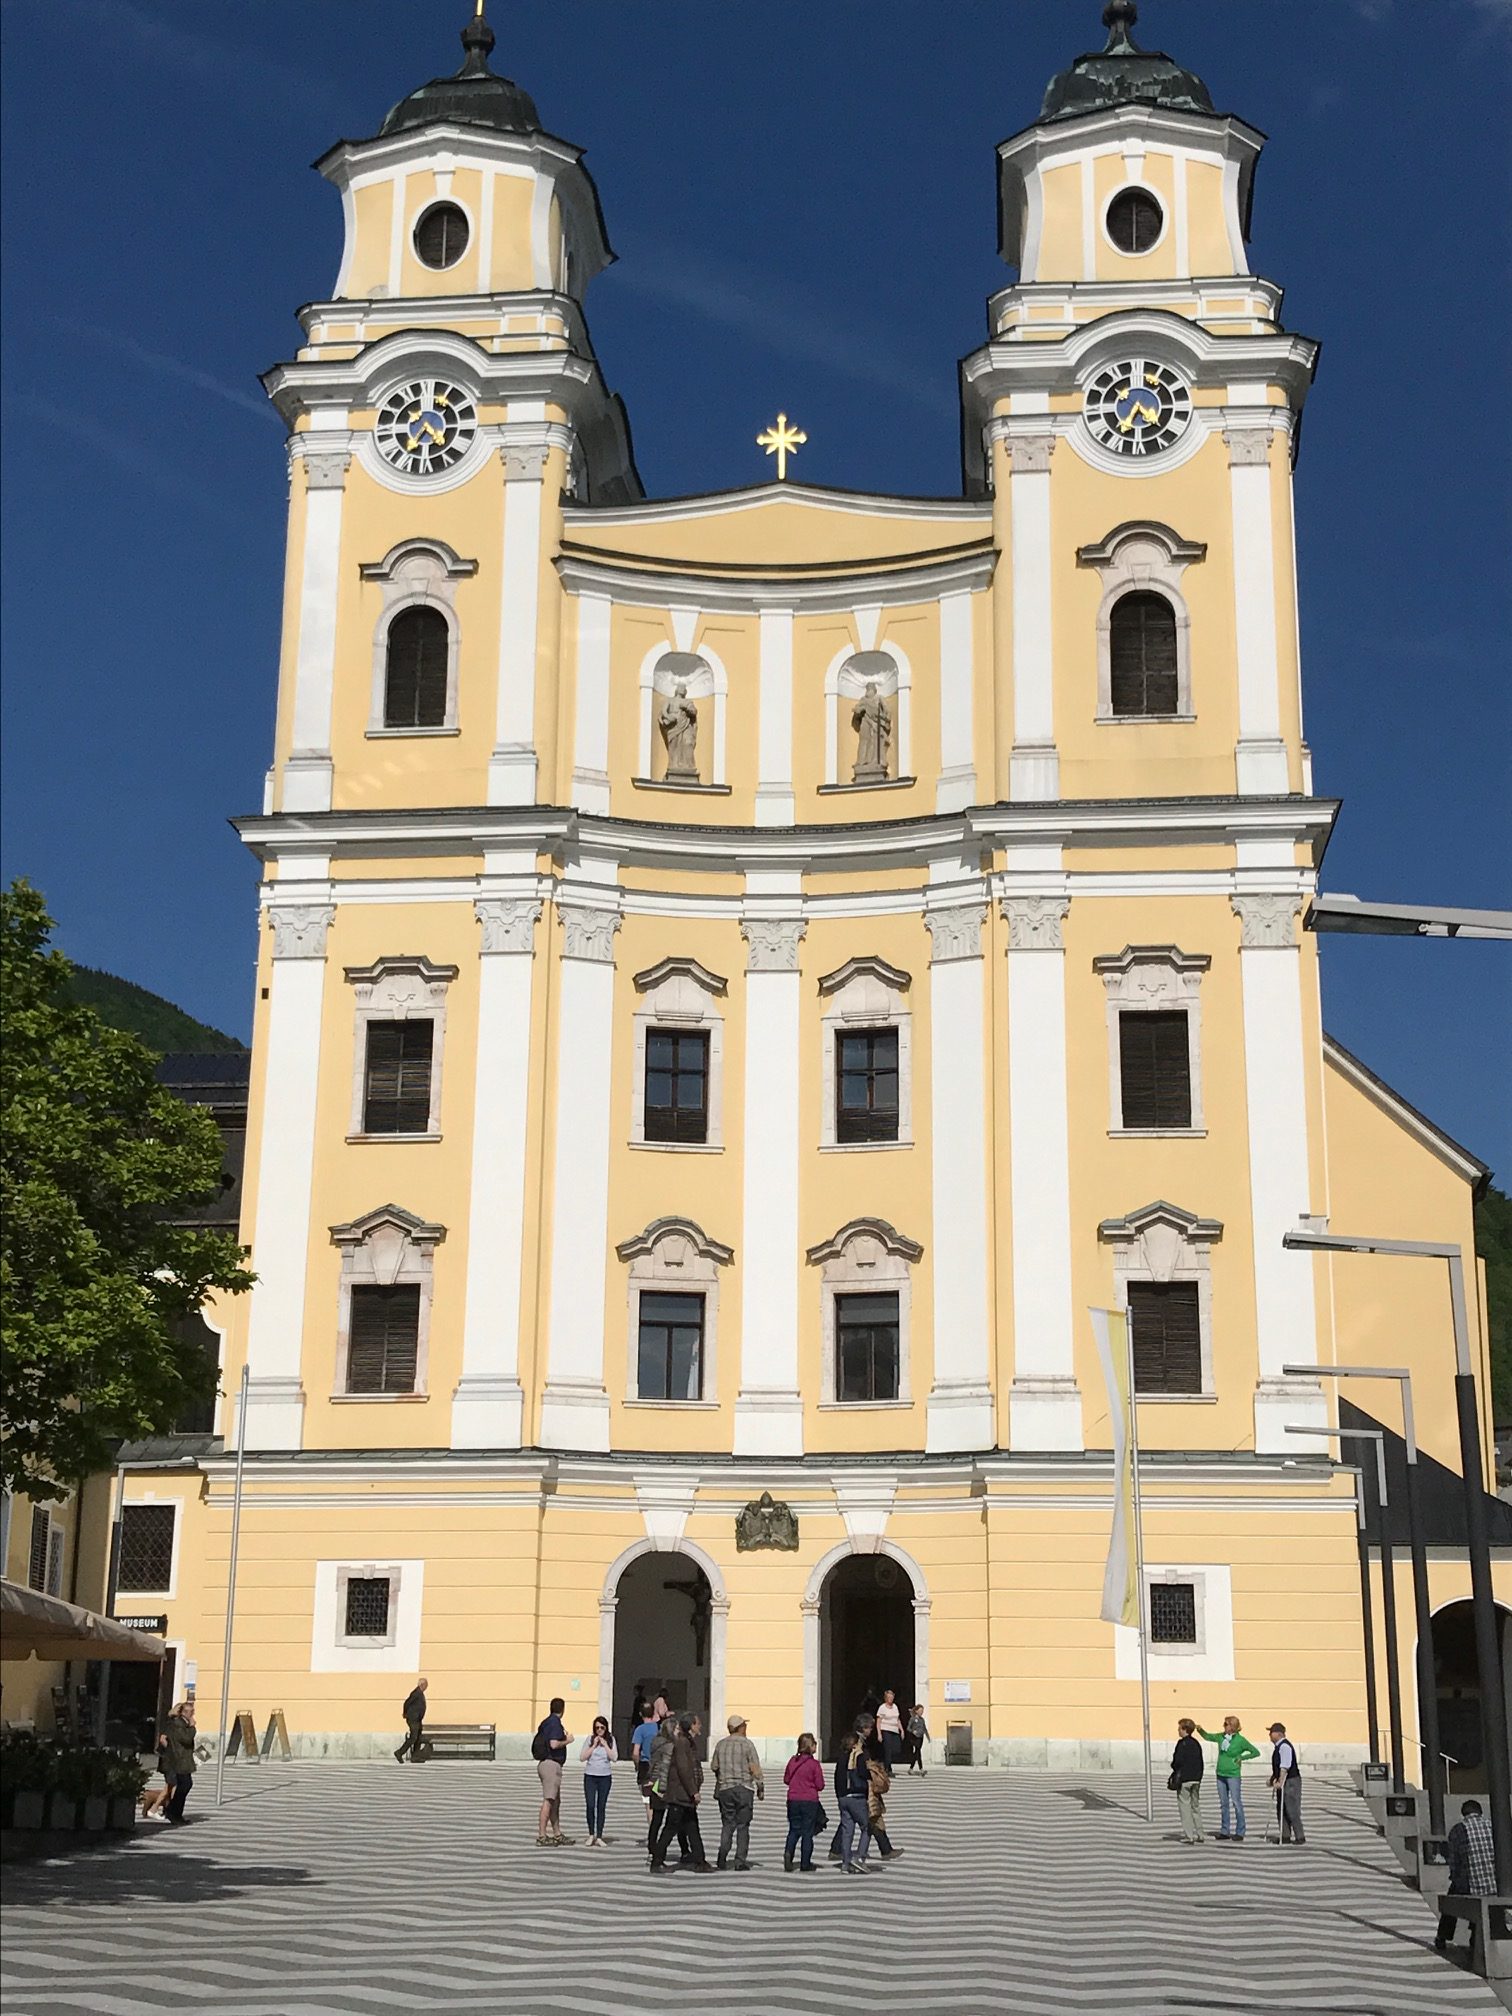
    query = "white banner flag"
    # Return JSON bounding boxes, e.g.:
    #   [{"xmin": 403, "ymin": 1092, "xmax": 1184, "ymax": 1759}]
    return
[{"xmin": 1091, "ymin": 1306, "xmax": 1138, "ymax": 1629}]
